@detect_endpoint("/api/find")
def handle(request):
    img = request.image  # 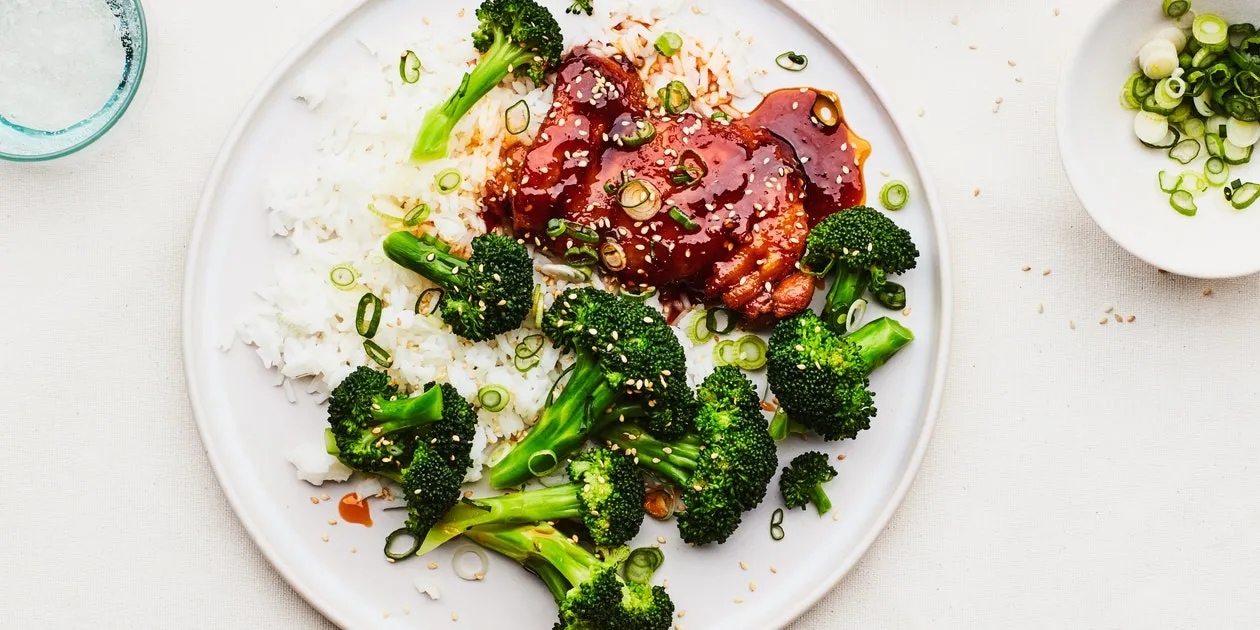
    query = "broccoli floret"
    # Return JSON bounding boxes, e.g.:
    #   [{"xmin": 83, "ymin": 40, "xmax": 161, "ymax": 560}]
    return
[
  {"xmin": 806, "ymin": 206, "xmax": 919, "ymax": 330},
  {"xmin": 779, "ymin": 451, "xmax": 837, "ymax": 515},
  {"xmin": 766, "ymin": 311, "xmax": 913, "ymax": 441},
  {"xmin": 463, "ymin": 523, "xmax": 675, "ymax": 630},
  {"xmin": 325, "ymin": 366, "xmax": 448, "ymax": 474},
  {"xmin": 566, "ymin": 0, "xmax": 594, "ymax": 15},
  {"xmin": 488, "ymin": 288, "xmax": 696, "ymax": 489},
  {"xmin": 418, "ymin": 448, "xmax": 645, "ymax": 555},
  {"xmin": 600, "ymin": 367, "xmax": 777, "ymax": 545},
  {"xmin": 411, "ymin": 0, "xmax": 564, "ymax": 161},
  {"xmin": 384, "ymin": 232, "xmax": 534, "ymax": 342}
]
